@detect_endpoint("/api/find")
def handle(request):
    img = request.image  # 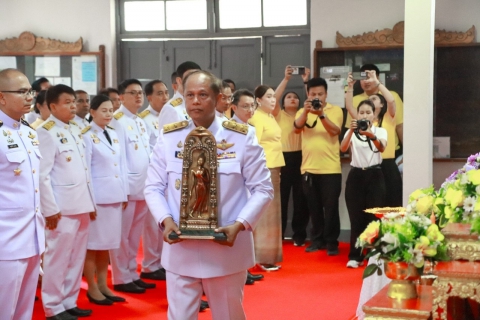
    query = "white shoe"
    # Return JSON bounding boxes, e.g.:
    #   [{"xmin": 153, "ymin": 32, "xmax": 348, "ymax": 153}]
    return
[{"xmin": 346, "ymin": 260, "xmax": 364, "ymax": 268}]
